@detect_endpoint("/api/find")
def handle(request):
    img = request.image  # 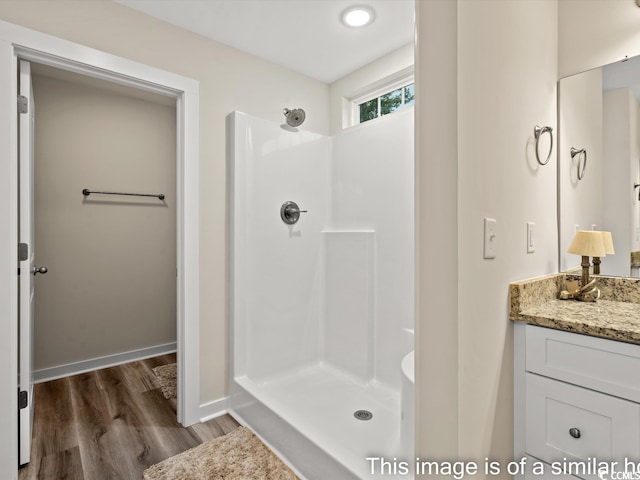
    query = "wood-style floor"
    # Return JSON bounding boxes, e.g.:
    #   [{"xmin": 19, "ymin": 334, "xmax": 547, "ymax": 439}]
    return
[{"xmin": 18, "ymin": 354, "xmax": 240, "ymax": 480}]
